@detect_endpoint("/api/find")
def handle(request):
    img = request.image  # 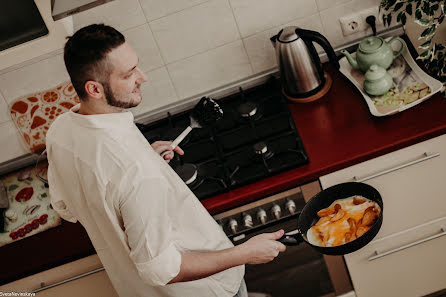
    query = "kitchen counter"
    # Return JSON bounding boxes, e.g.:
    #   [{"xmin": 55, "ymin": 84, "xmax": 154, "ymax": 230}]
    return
[{"xmin": 2, "ymin": 36, "xmax": 446, "ymax": 285}]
